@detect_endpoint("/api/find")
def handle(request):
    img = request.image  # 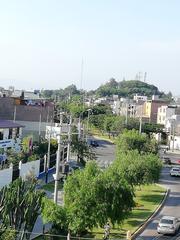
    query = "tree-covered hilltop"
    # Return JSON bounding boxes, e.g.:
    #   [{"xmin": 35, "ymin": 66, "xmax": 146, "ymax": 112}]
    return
[
  {"xmin": 40, "ymin": 79, "xmax": 172, "ymax": 100},
  {"xmin": 96, "ymin": 78, "xmax": 171, "ymax": 98}
]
